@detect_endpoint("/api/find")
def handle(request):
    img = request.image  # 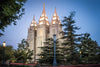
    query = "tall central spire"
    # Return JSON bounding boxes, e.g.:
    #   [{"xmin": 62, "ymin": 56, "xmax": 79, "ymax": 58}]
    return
[
  {"xmin": 42, "ymin": 3, "xmax": 46, "ymax": 14},
  {"xmin": 54, "ymin": 8, "xmax": 57, "ymax": 15},
  {"xmin": 39, "ymin": 3, "xmax": 49, "ymax": 25}
]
